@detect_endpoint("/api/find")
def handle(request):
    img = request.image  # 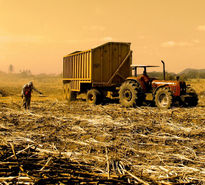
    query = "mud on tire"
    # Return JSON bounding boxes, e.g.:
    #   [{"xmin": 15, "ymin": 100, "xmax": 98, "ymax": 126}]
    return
[
  {"xmin": 119, "ymin": 81, "xmax": 144, "ymax": 107},
  {"xmin": 155, "ymin": 87, "xmax": 173, "ymax": 109},
  {"xmin": 86, "ymin": 89, "xmax": 102, "ymax": 105}
]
